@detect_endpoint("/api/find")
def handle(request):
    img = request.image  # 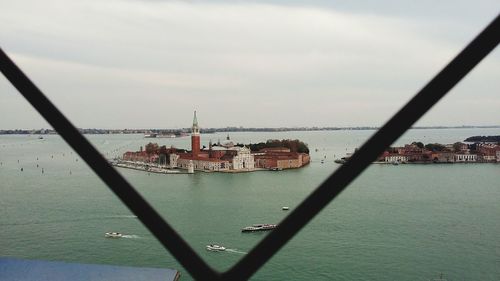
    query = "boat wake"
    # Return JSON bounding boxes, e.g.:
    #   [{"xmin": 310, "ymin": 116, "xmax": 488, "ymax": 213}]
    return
[
  {"xmin": 121, "ymin": 234, "xmax": 141, "ymax": 239},
  {"xmin": 225, "ymin": 249, "xmax": 247, "ymax": 255},
  {"xmin": 105, "ymin": 215, "xmax": 137, "ymax": 219}
]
